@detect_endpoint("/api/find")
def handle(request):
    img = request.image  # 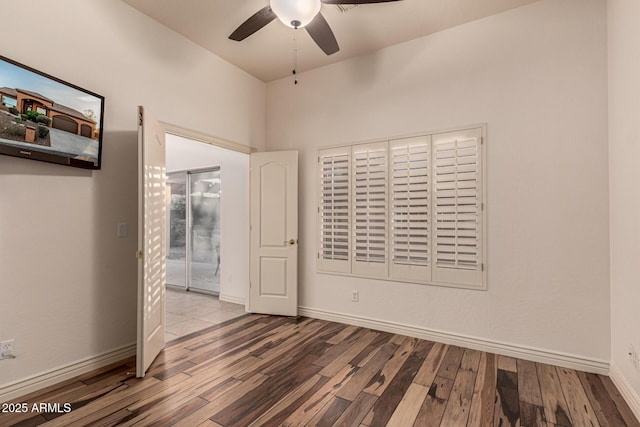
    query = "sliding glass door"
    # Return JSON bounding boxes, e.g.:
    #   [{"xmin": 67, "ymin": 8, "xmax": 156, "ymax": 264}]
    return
[
  {"xmin": 166, "ymin": 168, "xmax": 221, "ymax": 294},
  {"xmin": 189, "ymin": 169, "xmax": 221, "ymax": 293},
  {"xmin": 167, "ymin": 173, "xmax": 187, "ymax": 288}
]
